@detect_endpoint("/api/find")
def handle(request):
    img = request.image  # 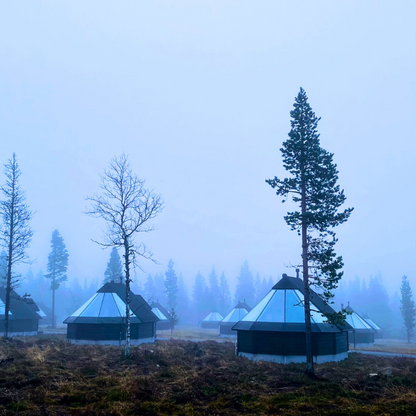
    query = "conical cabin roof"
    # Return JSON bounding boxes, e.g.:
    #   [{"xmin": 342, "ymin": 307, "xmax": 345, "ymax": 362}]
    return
[
  {"xmin": 0, "ymin": 286, "xmax": 39, "ymax": 320},
  {"xmin": 203, "ymin": 312, "xmax": 223, "ymax": 322},
  {"xmin": 345, "ymin": 305, "xmax": 375, "ymax": 333},
  {"xmin": 221, "ymin": 301, "xmax": 251, "ymax": 324},
  {"xmin": 64, "ymin": 282, "xmax": 159, "ymax": 324},
  {"xmin": 0, "ymin": 297, "xmax": 11, "ymax": 317},
  {"xmin": 233, "ymin": 274, "xmax": 351, "ymax": 333},
  {"xmin": 150, "ymin": 301, "xmax": 172, "ymax": 322},
  {"xmin": 365, "ymin": 318, "xmax": 382, "ymax": 332}
]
